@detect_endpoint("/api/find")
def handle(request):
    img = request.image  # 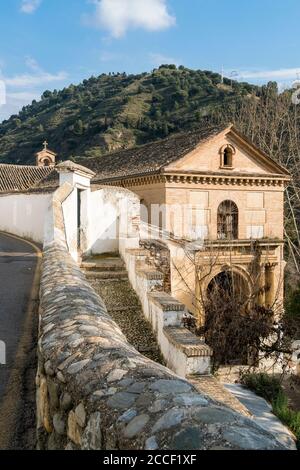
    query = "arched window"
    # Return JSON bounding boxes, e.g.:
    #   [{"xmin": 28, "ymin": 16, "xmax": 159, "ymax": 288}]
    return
[
  {"xmin": 217, "ymin": 200, "xmax": 238, "ymax": 240},
  {"xmin": 43, "ymin": 158, "xmax": 50, "ymax": 167},
  {"xmin": 220, "ymin": 144, "xmax": 235, "ymax": 168},
  {"xmin": 223, "ymin": 147, "xmax": 233, "ymax": 167}
]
